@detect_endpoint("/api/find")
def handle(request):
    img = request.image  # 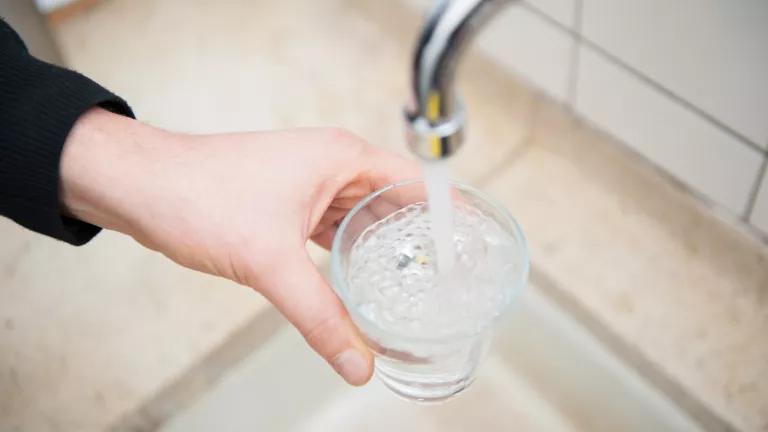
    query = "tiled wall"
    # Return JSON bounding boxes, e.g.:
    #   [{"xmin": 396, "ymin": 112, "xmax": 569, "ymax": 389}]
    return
[{"xmin": 404, "ymin": 0, "xmax": 768, "ymax": 236}]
